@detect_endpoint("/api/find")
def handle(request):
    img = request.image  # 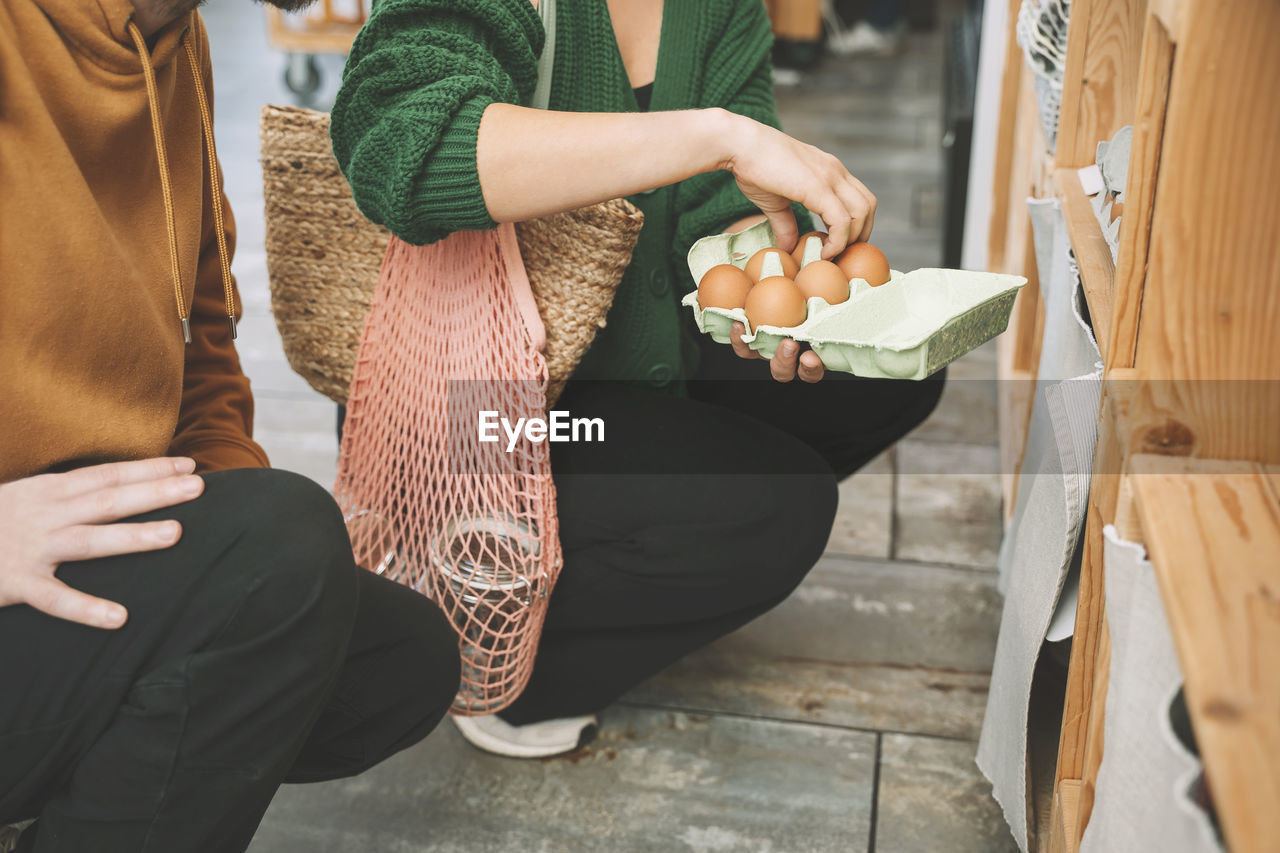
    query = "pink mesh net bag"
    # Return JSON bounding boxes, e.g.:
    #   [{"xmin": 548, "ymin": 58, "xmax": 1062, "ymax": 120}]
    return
[{"xmin": 335, "ymin": 224, "xmax": 561, "ymax": 714}]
